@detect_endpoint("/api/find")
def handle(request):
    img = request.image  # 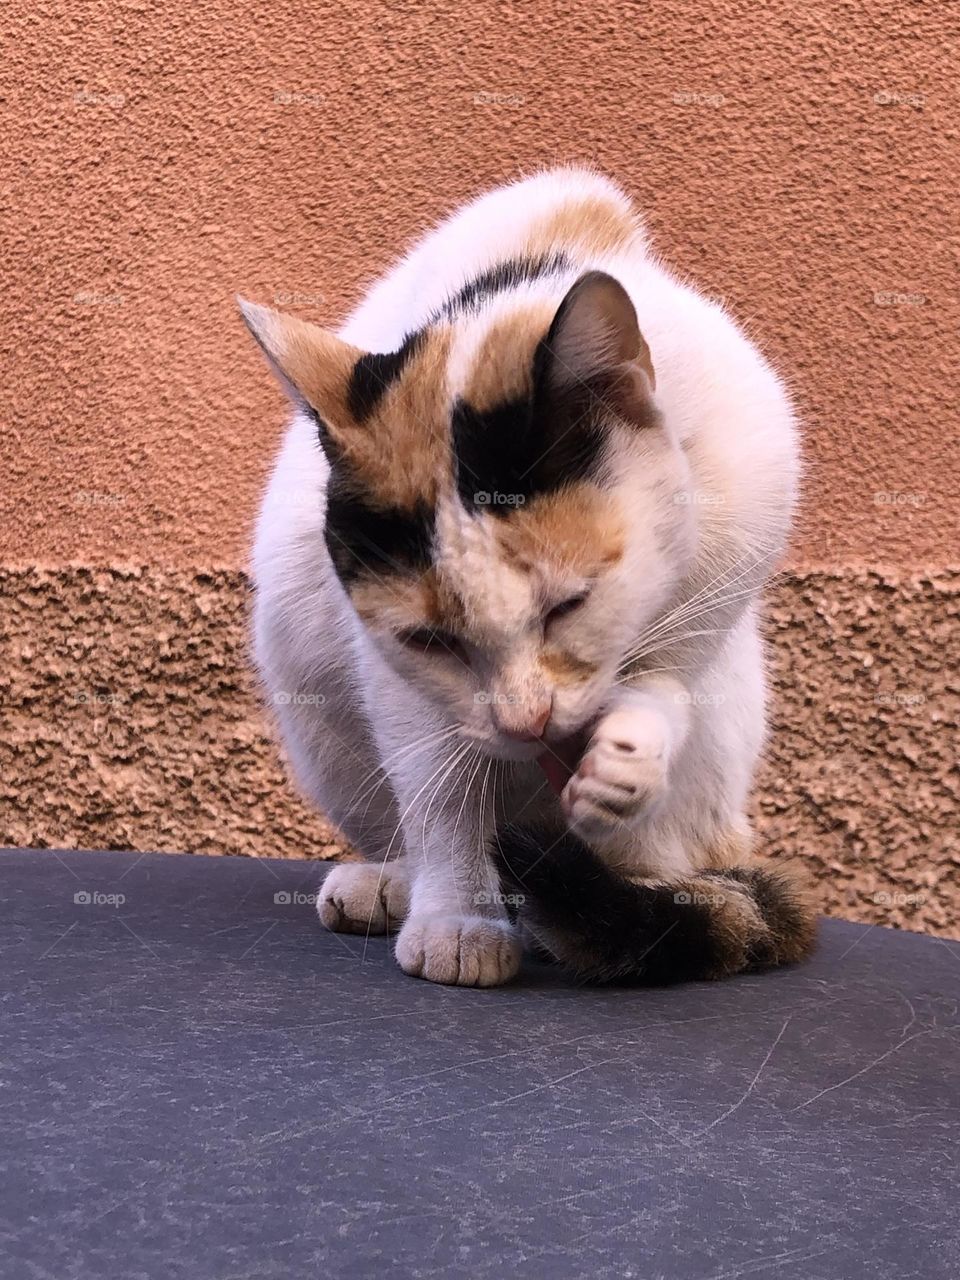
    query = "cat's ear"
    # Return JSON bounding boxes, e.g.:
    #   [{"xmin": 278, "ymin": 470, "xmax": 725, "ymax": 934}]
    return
[
  {"xmin": 238, "ymin": 298, "xmax": 363, "ymax": 431},
  {"xmin": 537, "ymin": 271, "xmax": 656, "ymax": 426}
]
